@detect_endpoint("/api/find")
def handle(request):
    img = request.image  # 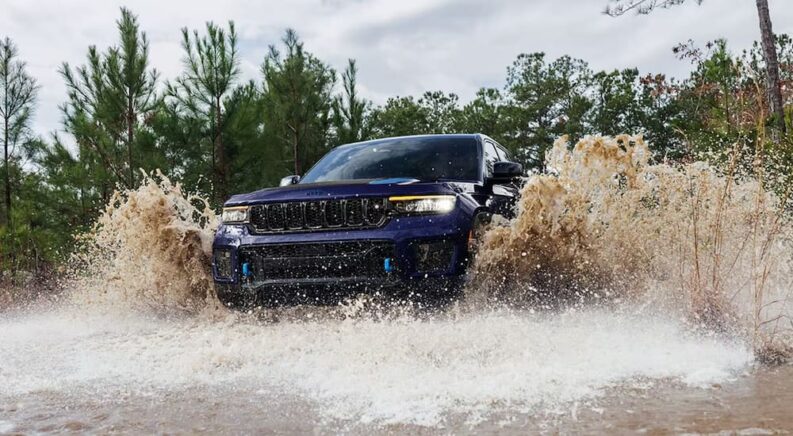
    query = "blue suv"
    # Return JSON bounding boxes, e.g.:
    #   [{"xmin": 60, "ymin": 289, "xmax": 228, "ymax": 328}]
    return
[{"xmin": 213, "ymin": 134, "xmax": 522, "ymax": 307}]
